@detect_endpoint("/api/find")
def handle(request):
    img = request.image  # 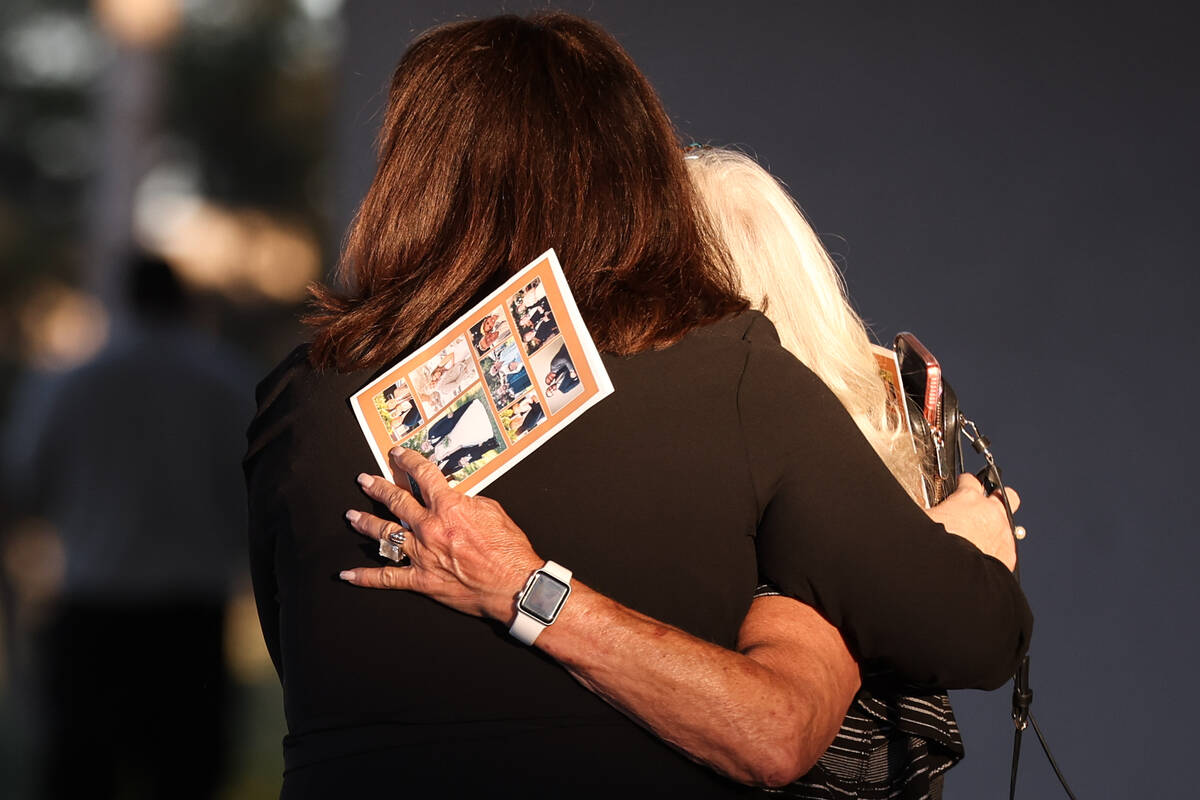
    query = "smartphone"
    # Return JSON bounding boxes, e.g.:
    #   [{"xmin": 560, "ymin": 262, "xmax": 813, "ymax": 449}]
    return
[{"xmin": 894, "ymin": 332, "xmax": 942, "ymax": 429}]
